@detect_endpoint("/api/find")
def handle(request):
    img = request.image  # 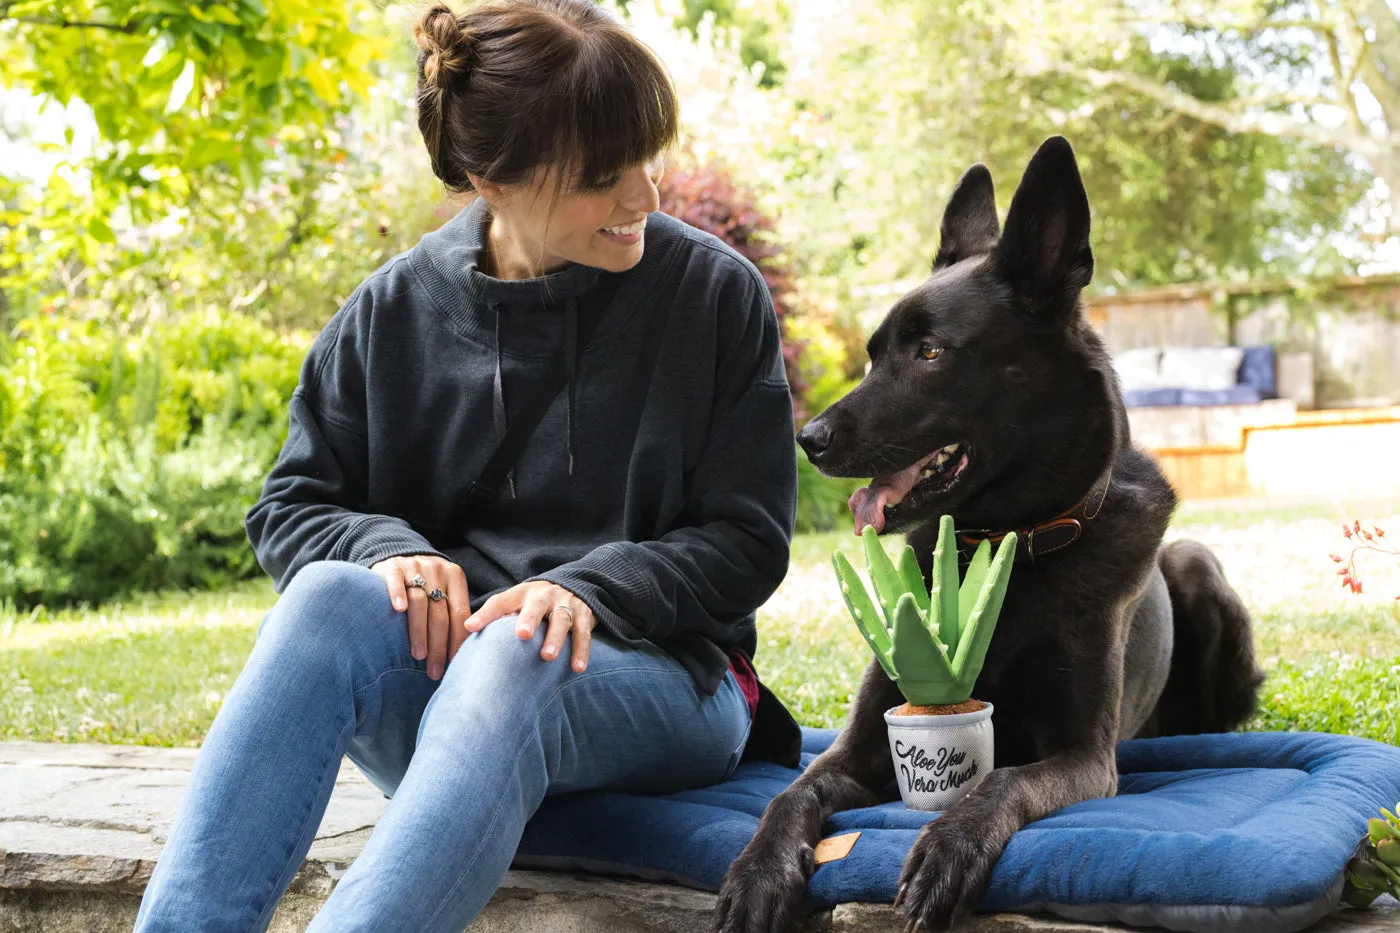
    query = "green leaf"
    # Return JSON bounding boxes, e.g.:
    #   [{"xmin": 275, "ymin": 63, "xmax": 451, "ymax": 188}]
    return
[
  {"xmin": 861, "ymin": 523, "xmax": 905, "ymax": 626},
  {"xmin": 833, "ymin": 551, "xmax": 893, "ymax": 664},
  {"xmin": 205, "ymin": 5, "xmax": 242, "ymax": 26},
  {"xmin": 959, "ymin": 538, "xmax": 992, "ymax": 630},
  {"xmin": 897, "ymin": 543, "xmax": 930, "ymax": 616},
  {"xmin": 889, "ymin": 592, "xmax": 956, "ymax": 705},
  {"xmin": 86, "ymin": 216, "xmax": 116, "ymax": 244},
  {"xmin": 931, "ymin": 513, "xmax": 960, "ymax": 649},
  {"xmin": 302, "ymin": 57, "xmax": 338, "ymax": 105},
  {"xmin": 951, "ymin": 531, "xmax": 1017, "ymax": 685}
]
